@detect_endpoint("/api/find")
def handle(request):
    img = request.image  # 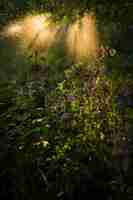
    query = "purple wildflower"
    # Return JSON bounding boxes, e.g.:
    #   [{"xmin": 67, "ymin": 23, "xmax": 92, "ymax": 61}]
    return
[{"xmin": 66, "ymin": 95, "xmax": 76, "ymax": 102}]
